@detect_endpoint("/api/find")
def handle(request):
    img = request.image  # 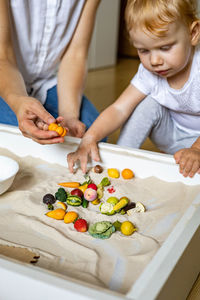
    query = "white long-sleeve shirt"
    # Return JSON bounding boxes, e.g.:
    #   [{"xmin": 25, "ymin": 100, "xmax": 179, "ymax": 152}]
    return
[
  {"xmin": 131, "ymin": 45, "xmax": 200, "ymax": 135},
  {"xmin": 9, "ymin": 0, "xmax": 85, "ymax": 104}
]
